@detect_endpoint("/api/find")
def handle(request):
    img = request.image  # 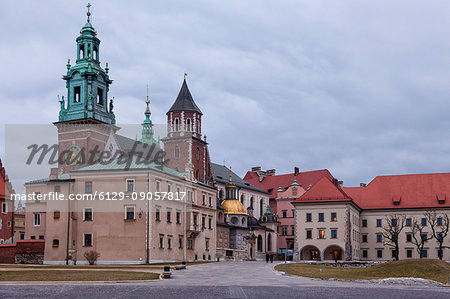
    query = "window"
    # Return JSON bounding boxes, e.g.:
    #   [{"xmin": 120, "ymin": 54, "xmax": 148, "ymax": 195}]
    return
[
  {"xmin": 377, "ymin": 250, "xmax": 383, "ymax": 258},
  {"xmin": 197, "ymin": 148, "xmax": 200, "ymax": 161},
  {"xmin": 74, "ymin": 86, "xmax": 81, "ymax": 102},
  {"xmin": 125, "ymin": 206, "xmax": 135, "ymax": 220},
  {"xmin": 376, "ymin": 219, "xmax": 382, "ymax": 227},
  {"xmin": 331, "ymin": 229, "xmax": 337, "ymax": 239},
  {"xmin": 34, "ymin": 213, "xmax": 41, "ymax": 226},
  {"xmin": 83, "ymin": 208, "xmax": 93, "ymax": 221},
  {"xmin": 208, "ymin": 217, "xmax": 212, "ymax": 229},
  {"xmin": 52, "ymin": 239, "xmax": 59, "ymax": 247},
  {"xmin": 167, "ymin": 210, "xmax": 171, "ymax": 222},
  {"xmin": 391, "ymin": 219, "xmax": 397, "ymax": 226},
  {"xmin": 421, "ymin": 233, "xmax": 428, "ymax": 242},
  {"xmin": 422, "ymin": 249, "xmax": 428, "ymax": 258},
  {"xmin": 156, "ymin": 181, "xmax": 160, "ymax": 192},
  {"xmin": 155, "ymin": 207, "xmax": 160, "ymax": 221},
  {"xmin": 30, "ymin": 236, "xmax": 36, "ymax": 240},
  {"xmin": 406, "ymin": 218, "xmax": 411, "ymax": 227},
  {"xmin": 186, "ymin": 118, "xmax": 191, "ymax": 131},
  {"xmin": 282, "ymin": 210, "xmax": 287, "ymax": 218},
  {"xmin": 97, "ymin": 88, "xmax": 104, "ymax": 105},
  {"xmin": 306, "ymin": 213, "xmax": 312, "ymax": 222},
  {"xmin": 407, "ymin": 249, "xmax": 412, "ymax": 258},
  {"xmin": 126, "ymin": 179, "xmax": 134, "ymax": 192},
  {"xmin": 391, "ymin": 250, "xmax": 397, "ymax": 258},
  {"xmin": 39, "ymin": 235, "xmax": 44, "ymax": 240},
  {"xmin": 168, "ymin": 238, "xmax": 172, "ymax": 249},
  {"xmin": 83, "ymin": 234, "xmax": 92, "ymax": 247},
  {"xmin": 54, "ymin": 210, "xmax": 60, "ymax": 219},
  {"xmin": 318, "ymin": 229, "xmax": 325, "ymax": 239},
  {"xmin": 362, "ymin": 234, "xmax": 368, "ymax": 243},
  {"xmin": 193, "ymin": 214, "xmax": 198, "ymax": 226},
  {"xmin": 20, "ymin": 232, "xmax": 25, "ymax": 240},
  {"xmin": 206, "ymin": 238, "xmax": 210, "ymax": 250},
  {"xmin": 362, "ymin": 219, "xmax": 367, "ymax": 227},
  {"xmin": 306, "ymin": 230, "xmax": 312, "ymax": 239},
  {"xmin": 202, "ymin": 216, "xmax": 206, "ymax": 229},
  {"xmin": 437, "ymin": 217, "xmax": 443, "ymax": 226},
  {"xmin": 281, "ymin": 226, "xmax": 288, "ymax": 236},
  {"xmin": 175, "ymin": 118, "xmax": 179, "ymax": 131},
  {"xmin": 179, "ymin": 237, "xmax": 183, "ymax": 249},
  {"xmin": 292, "ymin": 187, "xmax": 298, "ymax": 196},
  {"xmin": 1, "ymin": 202, "xmax": 6, "ymax": 214},
  {"xmin": 159, "ymin": 235, "xmax": 164, "ymax": 249},
  {"xmin": 168, "ymin": 184, "xmax": 171, "ymax": 193},
  {"xmin": 174, "ymin": 147, "xmax": 179, "ymax": 160},
  {"xmin": 187, "ymin": 239, "xmax": 193, "ymax": 250},
  {"xmin": 406, "ymin": 233, "xmax": 412, "ymax": 242},
  {"xmin": 362, "ymin": 250, "xmax": 368, "ymax": 258},
  {"xmin": 331, "ymin": 212, "xmax": 337, "ymax": 222},
  {"xmin": 209, "ymin": 196, "xmax": 212, "ymax": 206},
  {"xmin": 54, "ymin": 185, "xmax": 60, "ymax": 192},
  {"xmin": 291, "ymin": 226, "xmax": 295, "ymax": 236},
  {"xmin": 85, "ymin": 181, "xmax": 92, "ymax": 194},
  {"xmin": 202, "ymin": 195, "xmax": 206, "ymax": 205},
  {"xmin": 176, "ymin": 212, "xmax": 181, "ymax": 224},
  {"xmin": 421, "ymin": 218, "xmax": 427, "ymax": 226},
  {"xmin": 318, "ymin": 213, "xmax": 324, "ymax": 222},
  {"xmin": 376, "ymin": 233, "xmax": 382, "ymax": 243}
]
